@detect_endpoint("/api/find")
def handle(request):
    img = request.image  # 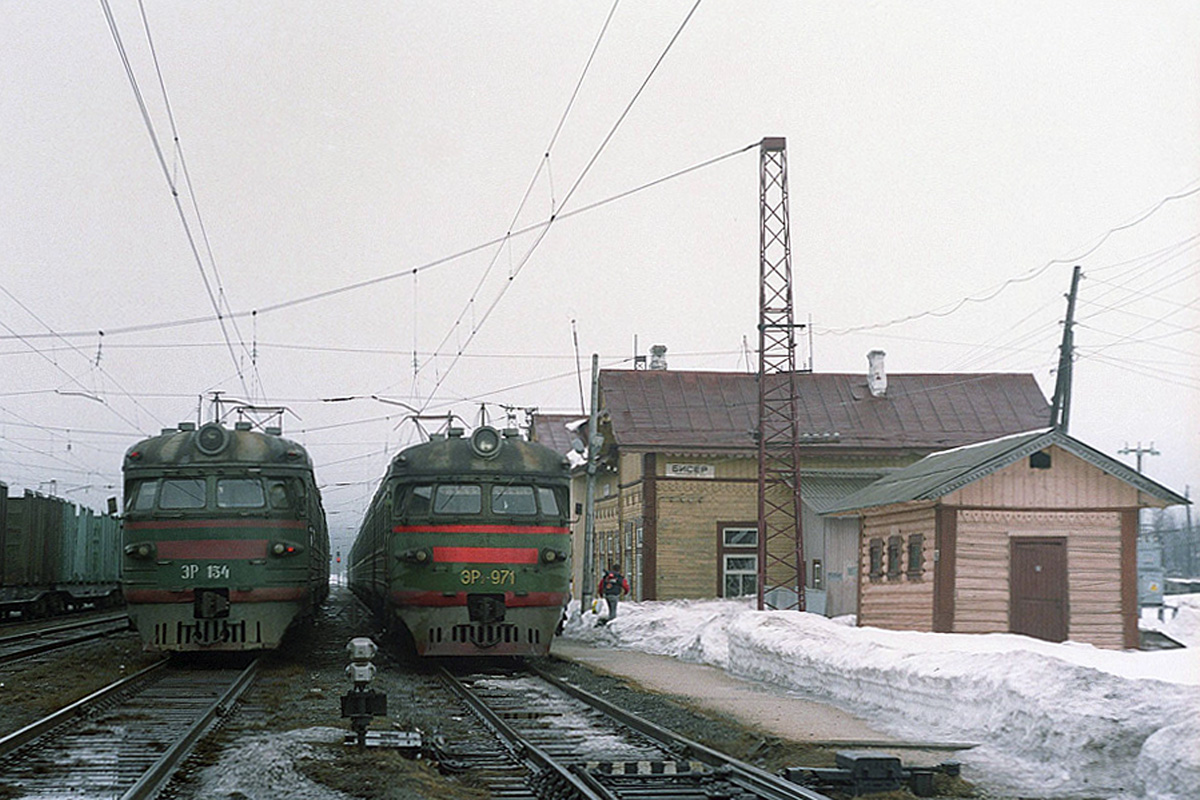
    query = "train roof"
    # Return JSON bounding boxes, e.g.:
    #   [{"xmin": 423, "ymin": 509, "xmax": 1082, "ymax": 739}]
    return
[
  {"xmin": 387, "ymin": 426, "xmax": 569, "ymax": 480},
  {"xmin": 123, "ymin": 422, "xmax": 314, "ymax": 471}
]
